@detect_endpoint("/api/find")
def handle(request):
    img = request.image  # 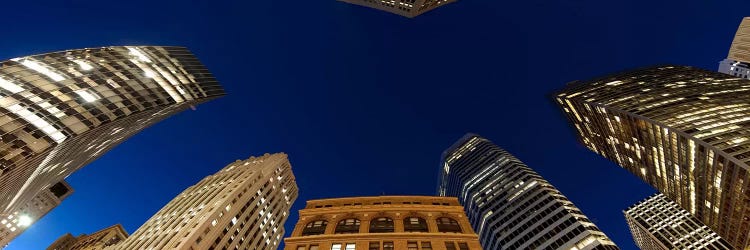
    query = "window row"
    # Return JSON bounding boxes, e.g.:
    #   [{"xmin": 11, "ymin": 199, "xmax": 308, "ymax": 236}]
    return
[
  {"xmin": 301, "ymin": 217, "xmax": 462, "ymax": 236},
  {"xmin": 295, "ymin": 241, "xmax": 471, "ymax": 250},
  {"xmin": 312, "ymin": 202, "xmax": 453, "ymax": 208}
]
